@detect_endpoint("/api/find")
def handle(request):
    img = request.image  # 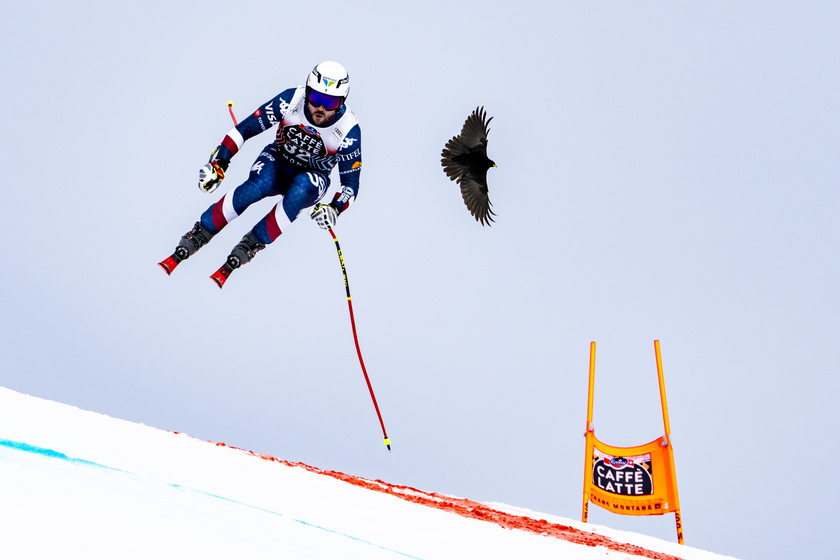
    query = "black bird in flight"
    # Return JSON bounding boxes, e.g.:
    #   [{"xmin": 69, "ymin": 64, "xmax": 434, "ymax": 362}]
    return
[{"xmin": 441, "ymin": 106, "xmax": 497, "ymax": 226}]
